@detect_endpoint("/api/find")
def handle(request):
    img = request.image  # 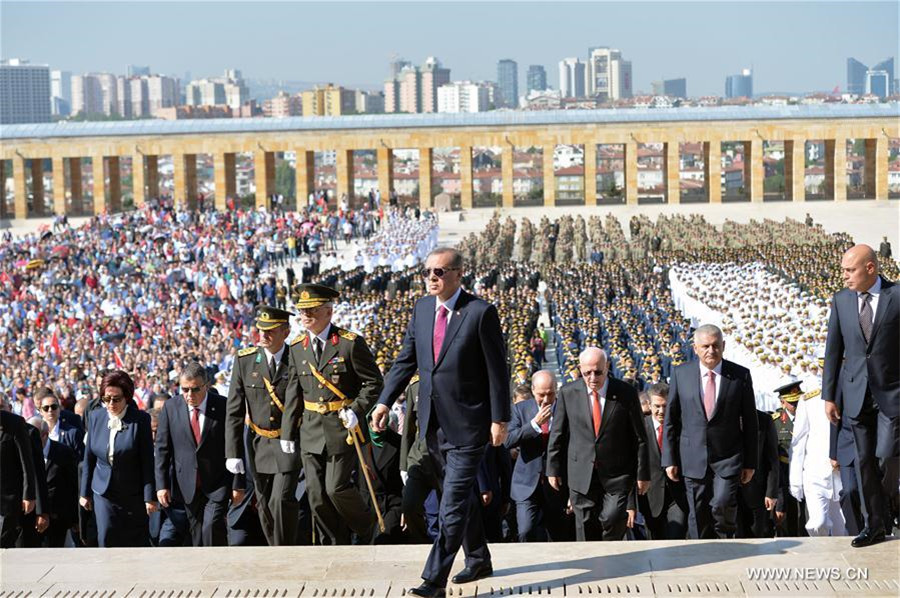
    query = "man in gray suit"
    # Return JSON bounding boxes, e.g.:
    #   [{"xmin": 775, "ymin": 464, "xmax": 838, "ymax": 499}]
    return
[{"xmin": 823, "ymin": 244, "xmax": 898, "ymax": 548}]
